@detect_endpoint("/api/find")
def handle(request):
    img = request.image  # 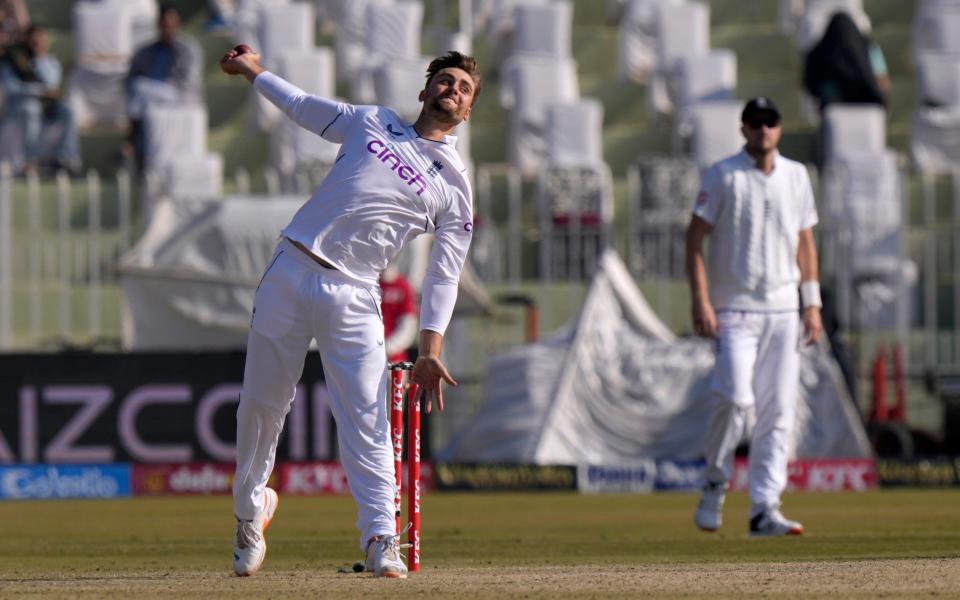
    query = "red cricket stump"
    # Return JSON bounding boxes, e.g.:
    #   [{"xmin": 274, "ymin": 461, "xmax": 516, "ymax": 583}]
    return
[
  {"xmin": 389, "ymin": 367, "xmax": 404, "ymax": 534},
  {"xmin": 386, "ymin": 362, "xmax": 422, "ymax": 573},
  {"xmin": 406, "ymin": 383, "xmax": 421, "ymax": 572}
]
